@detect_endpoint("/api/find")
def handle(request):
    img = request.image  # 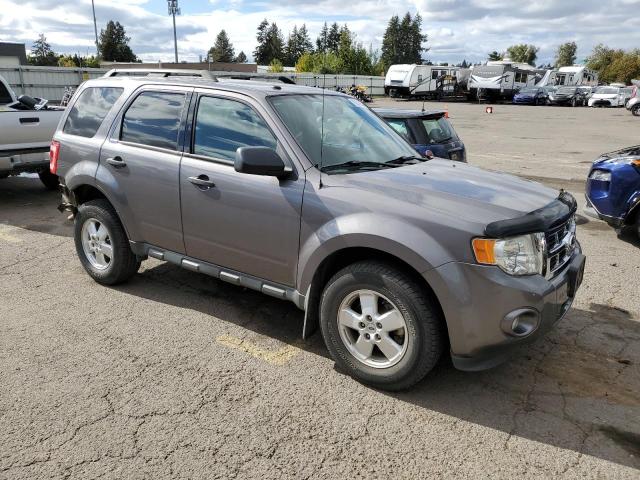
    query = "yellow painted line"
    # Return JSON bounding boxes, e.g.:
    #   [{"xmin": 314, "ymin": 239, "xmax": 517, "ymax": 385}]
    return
[{"xmin": 216, "ymin": 335, "xmax": 301, "ymax": 366}]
